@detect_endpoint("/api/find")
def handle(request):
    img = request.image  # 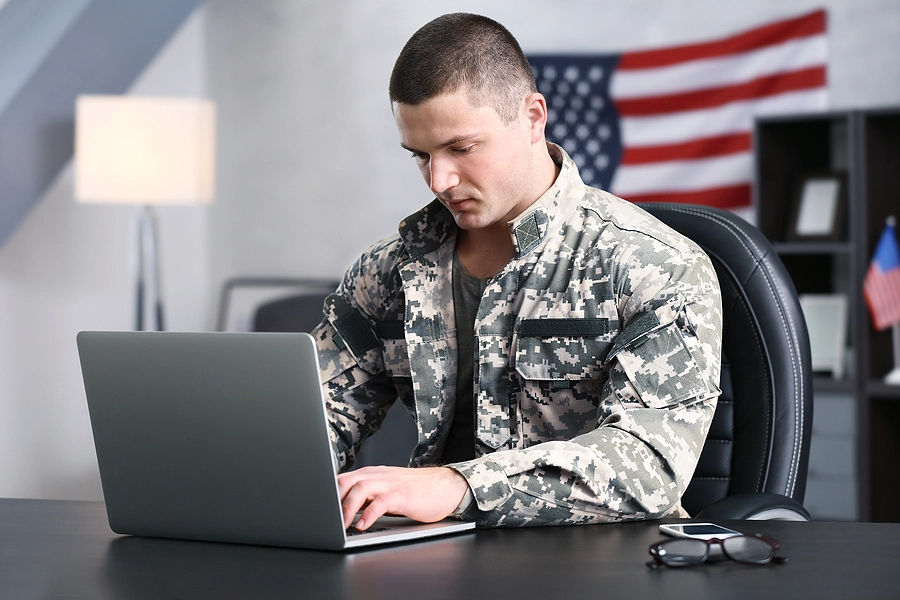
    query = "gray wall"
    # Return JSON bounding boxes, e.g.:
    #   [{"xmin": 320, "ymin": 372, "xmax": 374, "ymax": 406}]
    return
[
  {"xmin": 0, "ymin": 7, "xmax": 209, "ymax": 500},
  {"xmin": 204, "ymin": 0, "xmax": 900, "ymax": 299},
  {"xmin": 0, "ymin": 0, "xmax": 898, "ymax": 501}
]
